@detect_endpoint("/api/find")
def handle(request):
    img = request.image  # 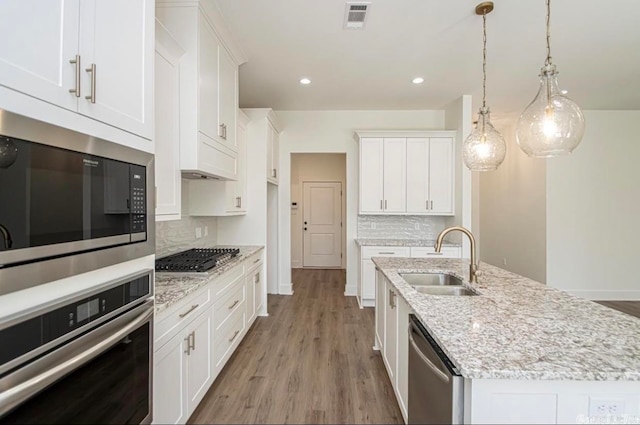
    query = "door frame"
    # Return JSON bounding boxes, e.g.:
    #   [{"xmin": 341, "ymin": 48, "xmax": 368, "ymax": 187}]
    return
[{"xmin": 301, "ymin": 180, "xmax": 343, "ymax": 269}]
